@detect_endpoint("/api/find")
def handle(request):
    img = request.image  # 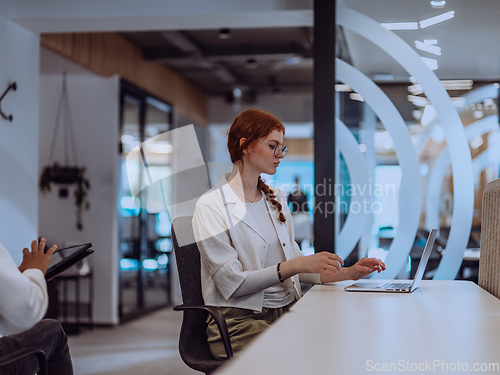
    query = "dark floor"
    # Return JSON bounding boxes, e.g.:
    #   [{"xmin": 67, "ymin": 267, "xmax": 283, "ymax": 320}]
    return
[{"xmin": 67, "ymin": 308, "xmax": 198, "ymax": 375}]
